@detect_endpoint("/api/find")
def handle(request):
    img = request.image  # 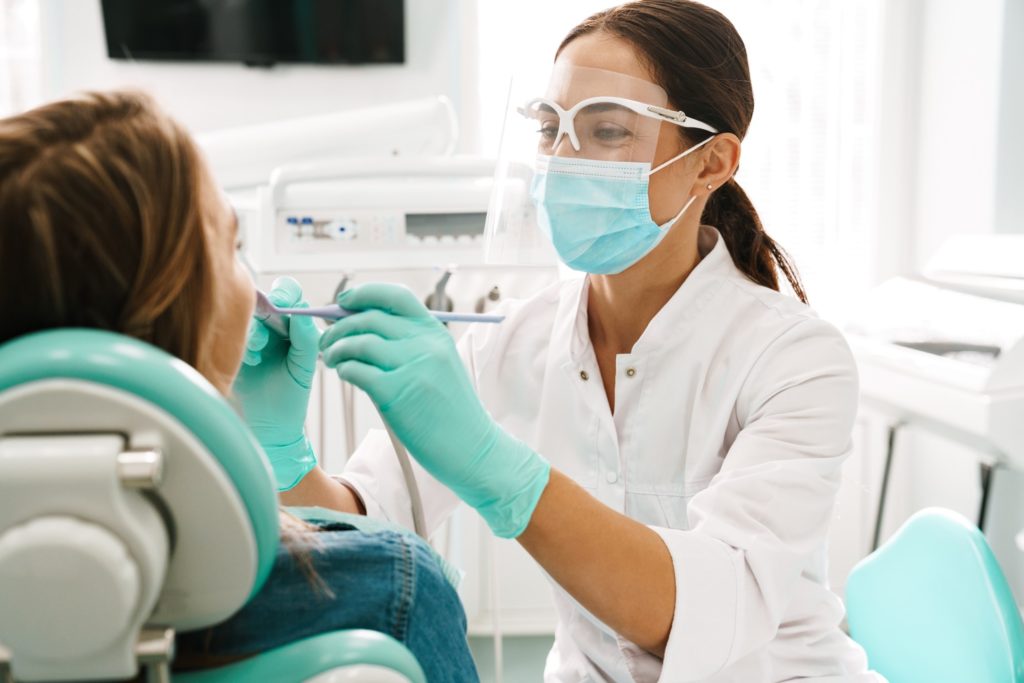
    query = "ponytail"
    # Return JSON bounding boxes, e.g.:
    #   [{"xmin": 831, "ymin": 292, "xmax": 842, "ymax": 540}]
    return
[{"xmin": 702, "ymin": 178, "xmax": 807, "ymax": 304}]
